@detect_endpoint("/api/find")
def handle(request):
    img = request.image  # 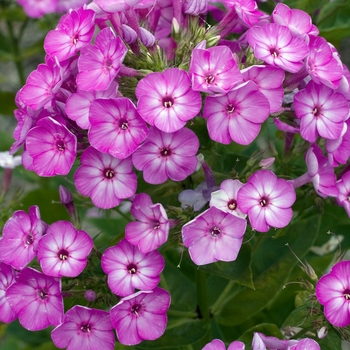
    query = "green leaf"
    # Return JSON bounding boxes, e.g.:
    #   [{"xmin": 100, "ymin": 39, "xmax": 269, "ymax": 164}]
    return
[
  {"xmin": 199, "ymin": 243, "xmax": 254, "ymax": 289},
  {"xmin": 315, "ymin": 0, "xmax": 350, "ymax": 46},
  {"xmin": 283, "ymin": 0, "xmax": 329, "ymax": 14},
  {"xmin": 318, "ymin": 329, "xmax": 342, "ymax": 350},
  {"xmin": 135, "ymin": 319, "xmax": 208, "ymax": 349},
  {"xmin": 238, "ymin": 323, "xmax": 283, "ymax": 347},
  {"xmin": 216, "ymin": 215, "xmax": 321, "ymax": 326}
]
